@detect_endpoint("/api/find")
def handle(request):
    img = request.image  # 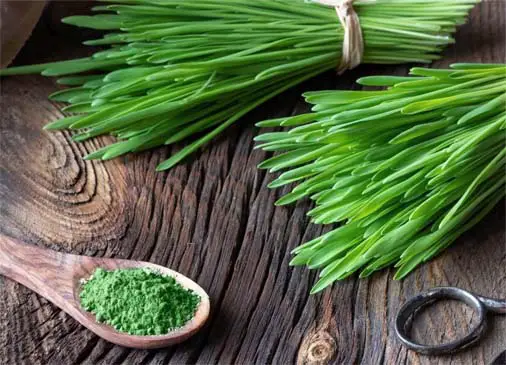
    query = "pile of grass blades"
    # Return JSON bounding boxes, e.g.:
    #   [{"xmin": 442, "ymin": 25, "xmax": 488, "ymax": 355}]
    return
[
  {"xmin": 256, "ymin": 63, "xmax": 506, "ymax": 293},
  {"xmin": 0, "ymin": 0, "xmax": 478, "ymax": 170}
]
